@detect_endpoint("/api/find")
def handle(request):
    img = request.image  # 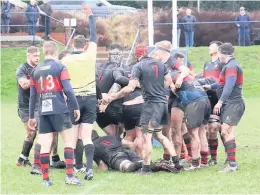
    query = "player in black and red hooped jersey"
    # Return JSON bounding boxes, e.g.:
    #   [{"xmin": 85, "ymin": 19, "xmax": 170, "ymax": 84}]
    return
[
  {"xmin": 28, "ymin": 41, "xmax": 83, "ymax": 186},
  {"xmin": 197, "ymin": 41, "xmax": 224, "ymax": 166},
  {"xmin": 106, "ymin": 46, "xmax": 183, "ymax": 175},
  {"xmin": 204, "ymin": 43, "xmax": 245, "ymax": 172}
]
